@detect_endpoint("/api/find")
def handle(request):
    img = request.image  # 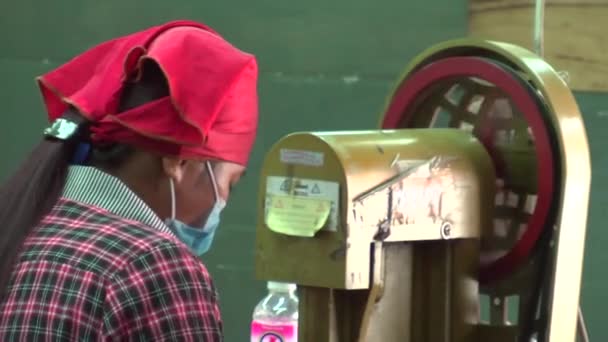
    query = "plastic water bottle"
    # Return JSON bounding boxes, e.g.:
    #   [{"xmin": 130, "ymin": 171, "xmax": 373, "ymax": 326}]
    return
[{"xmin": 250, "ymin": 281, "xmax": 299, "ymax": 342}]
